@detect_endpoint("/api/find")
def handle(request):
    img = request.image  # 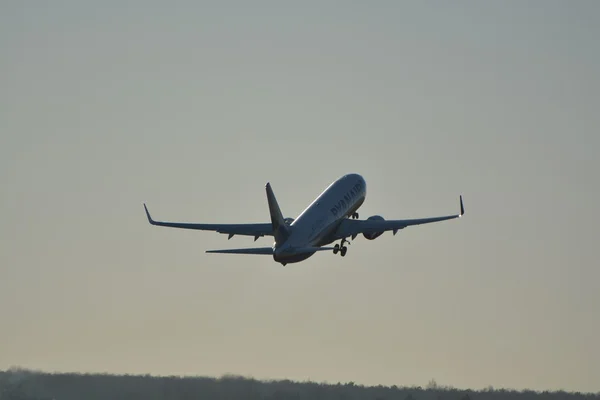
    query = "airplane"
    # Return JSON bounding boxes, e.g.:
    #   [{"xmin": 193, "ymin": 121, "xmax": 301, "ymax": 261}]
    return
[{"xmin": 143, "ymin": 173, "xmax": 464, "ymax": 266}]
